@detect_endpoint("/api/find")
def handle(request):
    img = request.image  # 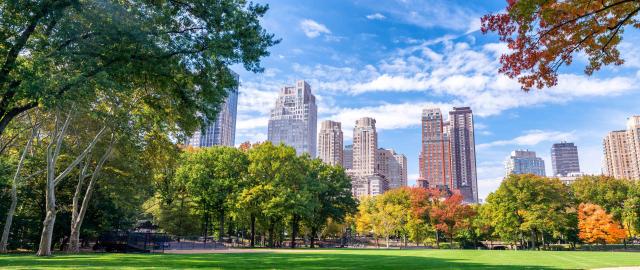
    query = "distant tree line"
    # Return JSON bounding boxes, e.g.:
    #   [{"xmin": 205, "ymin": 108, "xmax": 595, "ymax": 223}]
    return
[{"xmin": 354, "ymin": 174, "xmax": 640, "ymax": 250}]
